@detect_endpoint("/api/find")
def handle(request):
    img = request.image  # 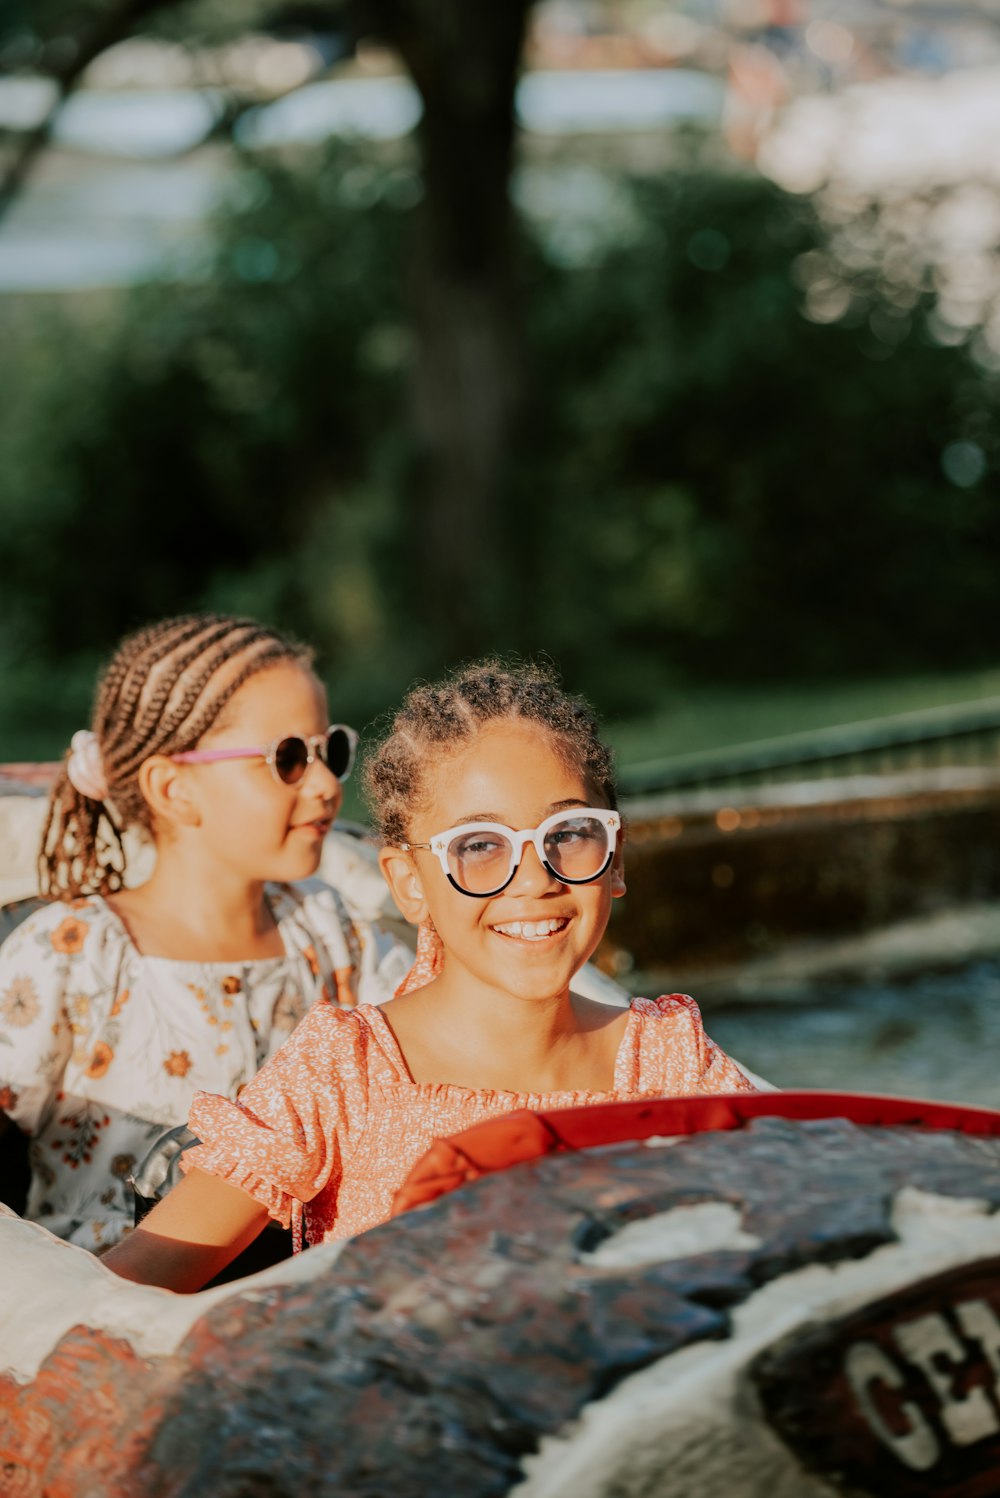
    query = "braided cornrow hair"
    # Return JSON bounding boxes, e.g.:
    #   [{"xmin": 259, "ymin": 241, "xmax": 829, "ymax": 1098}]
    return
[
  {"xmin": 39, "ymin": 613, "xmax": 313, "ymax": 900},
  {"xmin": 363, "ymin": 657, "xmax": 617, "ymax": 845}
]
